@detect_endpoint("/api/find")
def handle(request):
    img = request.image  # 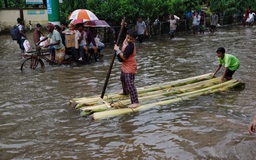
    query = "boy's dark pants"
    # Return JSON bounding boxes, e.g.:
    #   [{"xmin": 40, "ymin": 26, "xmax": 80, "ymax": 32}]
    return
[
  {"xmin": 225, "ymin": 68, "xmax": 236, "ymax": 80},
  {"xmin": 120, "ymin": 71, "xmax": 139, "ymax": 104},
  {"xmin": 138, "ymin": 34, "xmax": 144, "ymax": 43}
]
